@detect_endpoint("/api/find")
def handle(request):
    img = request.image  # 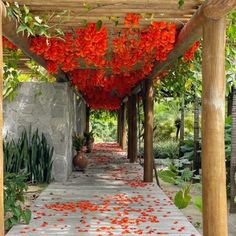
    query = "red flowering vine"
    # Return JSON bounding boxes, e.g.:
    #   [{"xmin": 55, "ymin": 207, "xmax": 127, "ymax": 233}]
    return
[
  {"xmin": 3, "ymin": 36, "xmax": 17, "ymax": 49},
  {"xmin": 183, "ymin": 41, "xmax": 200, "ymax": 62},
  {"xmin": 28, "ymin": 13, "xmax": 199, "ymax": 110}
]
